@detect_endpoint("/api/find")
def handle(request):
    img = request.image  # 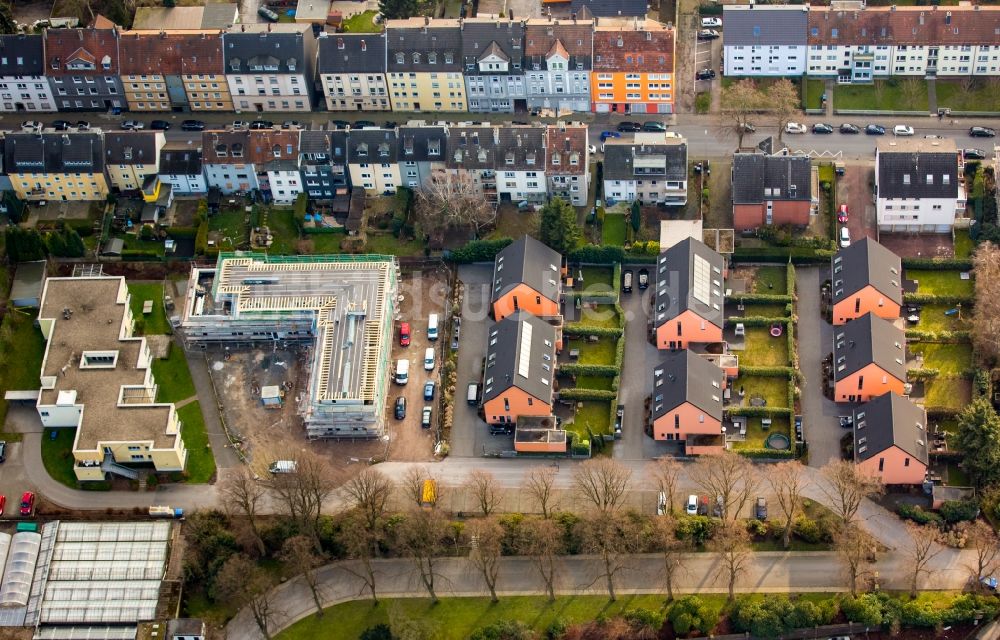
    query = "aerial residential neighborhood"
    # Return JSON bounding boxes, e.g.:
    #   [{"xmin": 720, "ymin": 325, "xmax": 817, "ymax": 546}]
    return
[{"xmin": 0, "ymin": 0, "xmax": 999, "ymax": 637}]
